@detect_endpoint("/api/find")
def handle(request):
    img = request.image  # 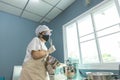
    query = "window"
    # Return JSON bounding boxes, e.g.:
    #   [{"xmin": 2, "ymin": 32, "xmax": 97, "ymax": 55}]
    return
[
  {"xmin": 65, "ymin": 23, "xmax": 80, "ymax": 60},
  {"xmin": 63, "ymin": 0, "xmax": 120, "ymax": 70},
  {"xmin": 93, "ymin": 1, "xmax": 120, "ymax": 30},
  {"xmin": 92, "ymin": 0, "xmax": 120, "ymax": 63},
  {"xmin": 77, "ymin": 15, "xmax": 99, "ymax": 64},
  {"xmin": 98, "ymin": 33, "xmax": 120, "ymax": 63}
]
